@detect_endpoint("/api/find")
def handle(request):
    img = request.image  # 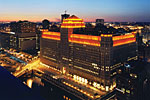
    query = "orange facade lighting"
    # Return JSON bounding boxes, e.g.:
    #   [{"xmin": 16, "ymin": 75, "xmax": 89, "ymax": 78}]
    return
[
  {"xmin": 69, "ymin": 34, "xmax": 101, "ymax": 46},
  {"xmin": 131, "ymin": 31, "xmax": 137, "ymax": 34},
  {"xmin": 101, "ymin": 34, "xmax": 112, "ymax": 37},
  {"xmin": 113, "ymin": 33, "xmax": 136, "ymax": 47},
  {"xmin": 42, "ymin": 29, "xmax": 136, "ymax": 47},
  {"xmin": 40, "ymin": 29, "xmax": 49, "ymax": 32},
  {"xmin": 113, "ymin": 34, "xmax": 135, "ymax": 41},
  {"xmin": 42, "ymin": 31, "xmax": 60, "ymax": 40},
  {"xmin": 70, "ymin": 34, "xmax": 101, "ymax": 41},
  {"xmin": 113, "ymin": 38, "xmax": 136, "ymax": 47},
  {"xmin": 61, "ymin": 15, "xmax": 85, "ymax": 28}
]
